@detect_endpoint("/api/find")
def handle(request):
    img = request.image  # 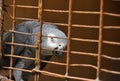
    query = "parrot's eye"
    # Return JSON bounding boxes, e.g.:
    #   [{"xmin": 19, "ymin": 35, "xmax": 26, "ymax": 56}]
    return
[
  {"xmin": 51, "ymin": 37, "xmax": 54, "ymax": 40},
  {"xmin": 50, "ymin": 37, "xmax": 55, "ymax": 42}
]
